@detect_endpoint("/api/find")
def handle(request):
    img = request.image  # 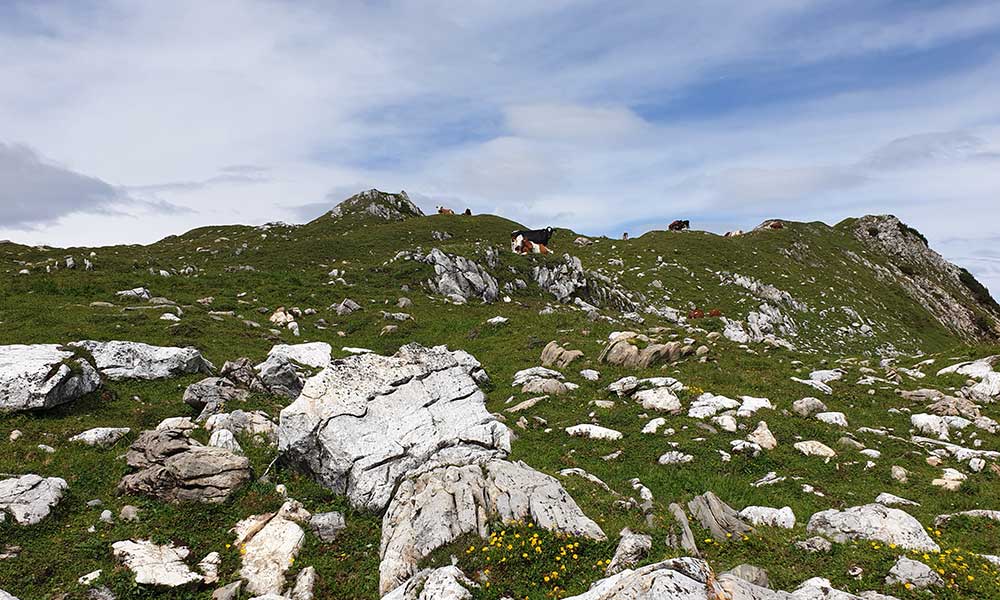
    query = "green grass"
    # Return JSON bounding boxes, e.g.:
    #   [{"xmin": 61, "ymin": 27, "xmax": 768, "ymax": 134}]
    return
[{"xmin": 1, "ymin": 205, "xmax": 1000, "ymax": 598}]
